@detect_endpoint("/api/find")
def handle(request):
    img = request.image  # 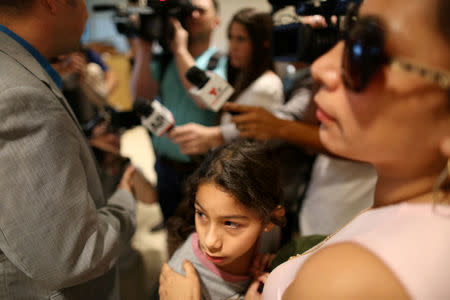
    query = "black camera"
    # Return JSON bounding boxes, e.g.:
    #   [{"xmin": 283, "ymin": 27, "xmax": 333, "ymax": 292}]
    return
[
  {"xmin": 269, "ymin": 0, "xmax": 361, "ymax": 63},
  {"xmin": 93, "ymin": 0, "xmax": 197, "ymax": 48}
]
